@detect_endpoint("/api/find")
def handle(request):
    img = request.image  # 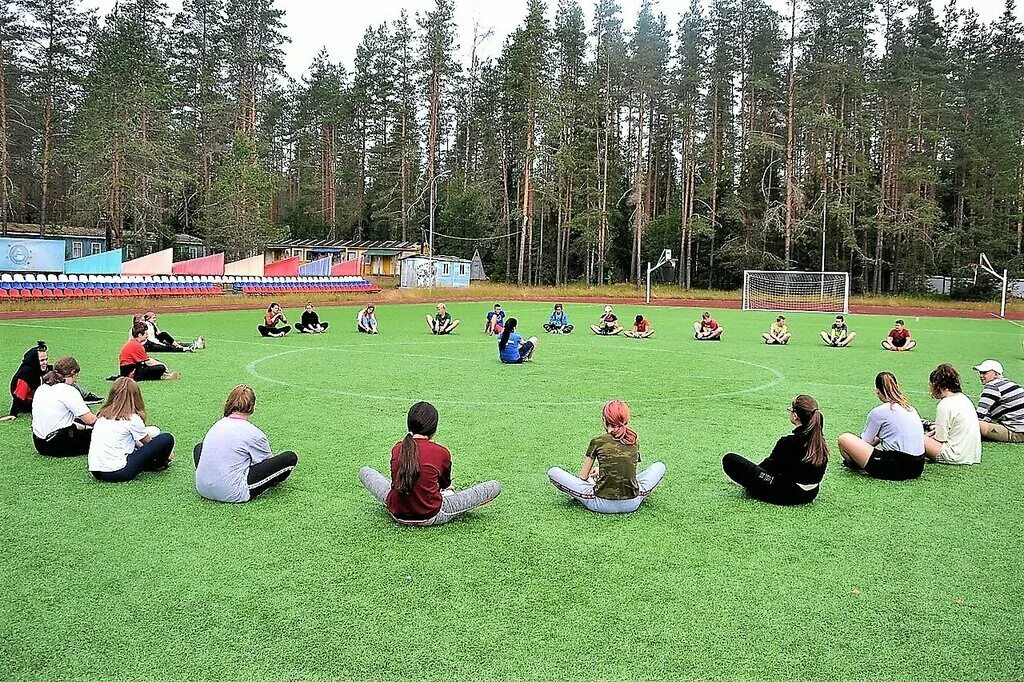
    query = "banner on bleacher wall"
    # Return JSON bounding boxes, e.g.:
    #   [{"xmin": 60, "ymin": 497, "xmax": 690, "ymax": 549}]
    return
[
  {"xmin": 122, "ymin": 248, "xmax": 173, "ymax": 275},
  {"xmin": 0, "ymin": 237, "xmax": 66, "ymax": 273},
  {"xmin": 64, "ymin": 249, "xmax": 123, "ymax": 275},
  {"xmin": 331, "ymin": 257, "xmax": 362, "ymax": 277},
  {"xmin": 264, "ymin": 256, "xmax": 300, "ymax": 277},
  {"xmin": 299, "ymin": 255, "xmax": 331, "ymax": 276},
  {"xmin": 172, "ymin": 252, "xmax": 224, "ymax": 275},
  {"xmin": 225, "ymin": 254, "xmax": 264, "ymax": 276}
]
